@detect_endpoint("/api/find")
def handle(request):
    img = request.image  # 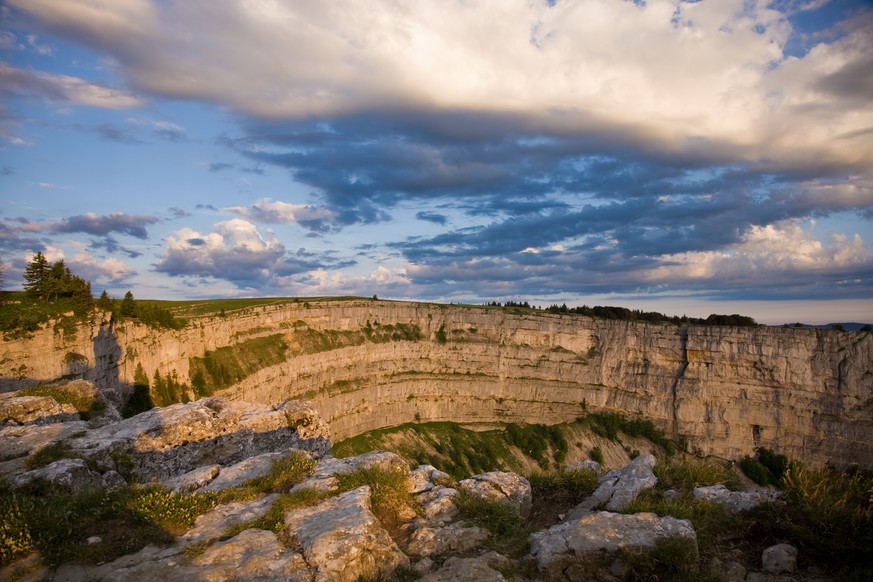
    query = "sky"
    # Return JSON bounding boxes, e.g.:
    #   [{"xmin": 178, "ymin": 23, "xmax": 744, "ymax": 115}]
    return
[{"xmin": 1, "ymin": 0, "xmax": 872, "ymax": 325}]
